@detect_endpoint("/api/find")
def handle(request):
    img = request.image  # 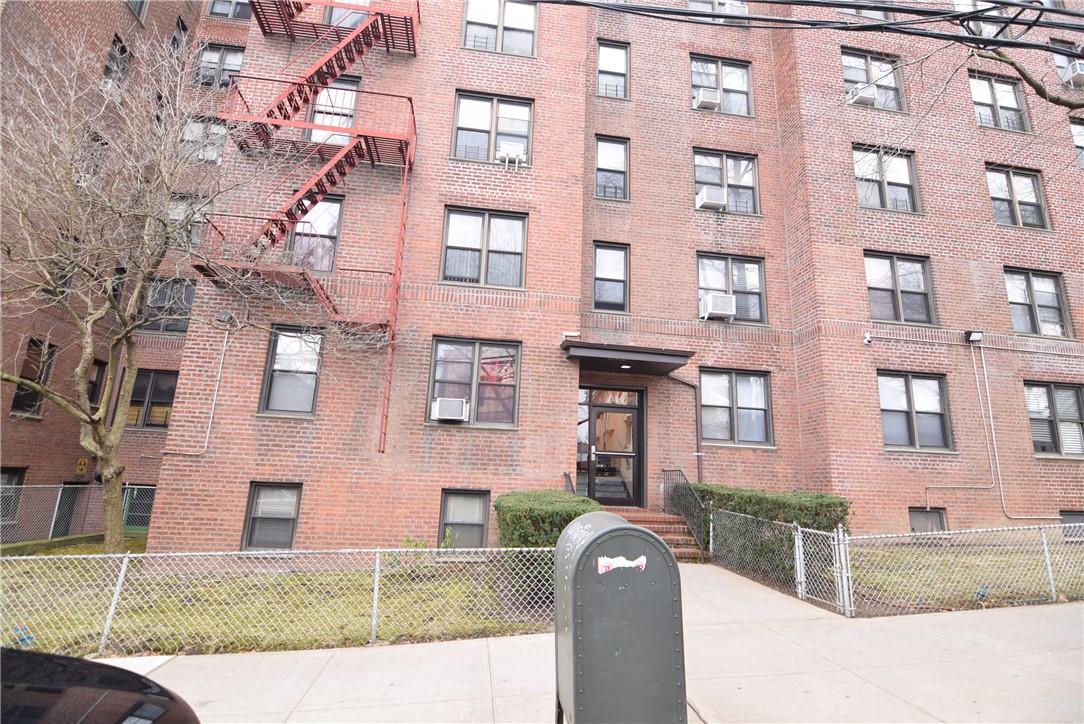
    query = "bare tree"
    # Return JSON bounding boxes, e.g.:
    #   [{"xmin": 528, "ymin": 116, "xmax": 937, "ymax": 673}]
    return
[{"xmin": 0, "ymin": 32, "xmax": 386, "ymax": 552}]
